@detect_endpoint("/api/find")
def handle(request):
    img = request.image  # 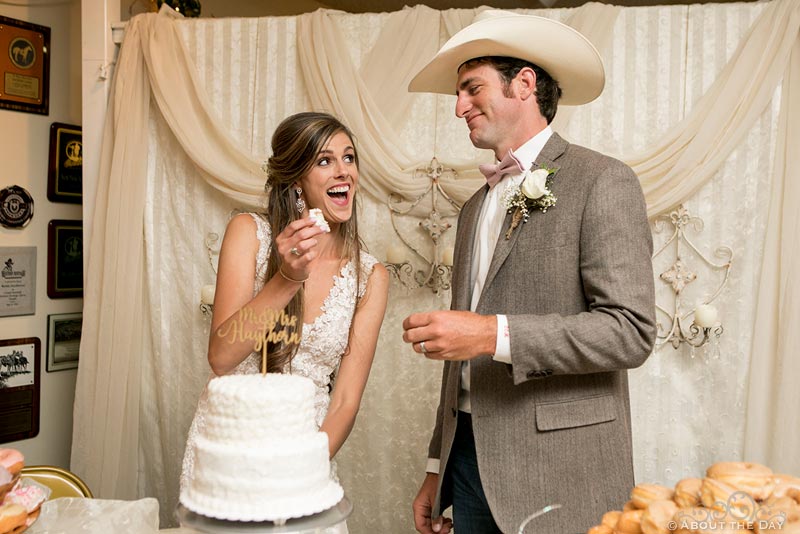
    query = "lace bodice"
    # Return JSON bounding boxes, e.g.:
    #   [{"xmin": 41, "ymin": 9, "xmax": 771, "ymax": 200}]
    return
[
  {"xmin": 181, "ymin": 213, "xmax": 379, "ymax": 499},
  {"xmin": 234, "ymin": 213, "xmax": 379, "ymax": 426}
]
